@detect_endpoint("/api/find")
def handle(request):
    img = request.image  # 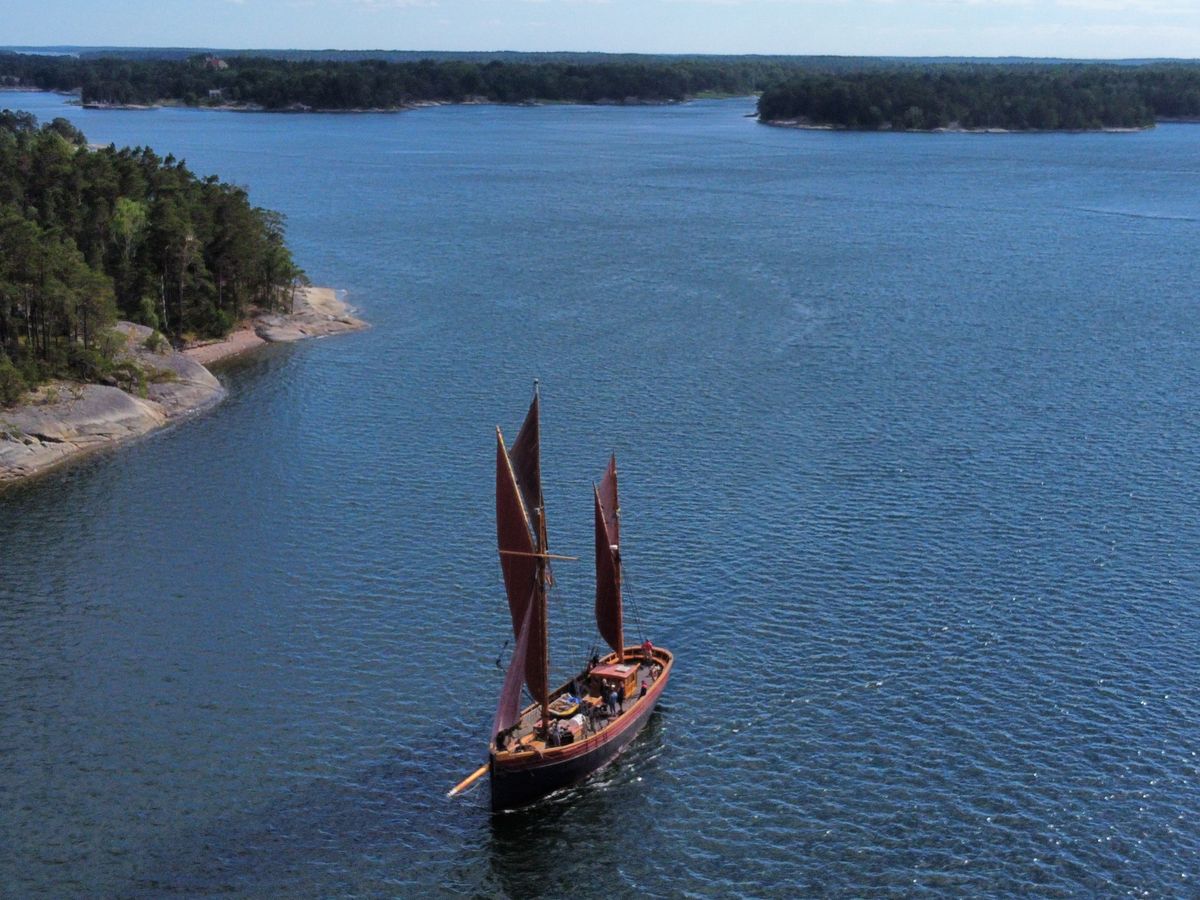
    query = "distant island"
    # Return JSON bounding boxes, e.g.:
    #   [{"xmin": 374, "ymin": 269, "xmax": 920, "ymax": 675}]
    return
[
  {"xmin": 0, "ymin": 111, "xmax": 365, "ymax": 483},
  {"xmin": 0, "ymin": 52, "xmax": 792, "ymax": 109},
  {"xmin": 4, "ymin": 51, "xmax": 1200, "ymax": 130},
  {"xmin": 756, "ymin": 65, "xmax": 1200, "ymax": 131}
]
